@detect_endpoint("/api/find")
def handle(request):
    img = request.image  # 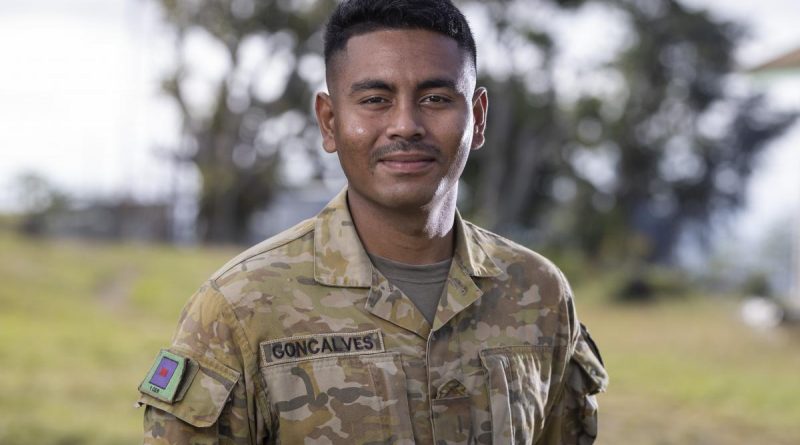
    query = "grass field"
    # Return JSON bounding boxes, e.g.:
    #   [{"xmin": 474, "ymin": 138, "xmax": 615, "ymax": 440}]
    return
[{"xmin": 1, "ymin": 229, "xmax": 798, "ymax": 444}]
